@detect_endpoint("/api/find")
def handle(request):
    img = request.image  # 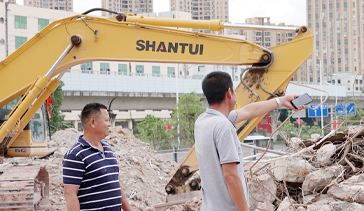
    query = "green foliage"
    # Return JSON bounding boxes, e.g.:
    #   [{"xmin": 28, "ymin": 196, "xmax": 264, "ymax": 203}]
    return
[
  {"xmin": 168, "ymin": 92, "xmax": 205, "ymax": 148},
  {"xmin": 48, "ymin": 81, "xmax": 65, "ymax": 132},
  {"xmin": 278, "ymin": 120, "xmax": 321, "ymax": 140},
  {"xmin": 136, "ymin": 114, "xmax": 171, "ymax": 150}
]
